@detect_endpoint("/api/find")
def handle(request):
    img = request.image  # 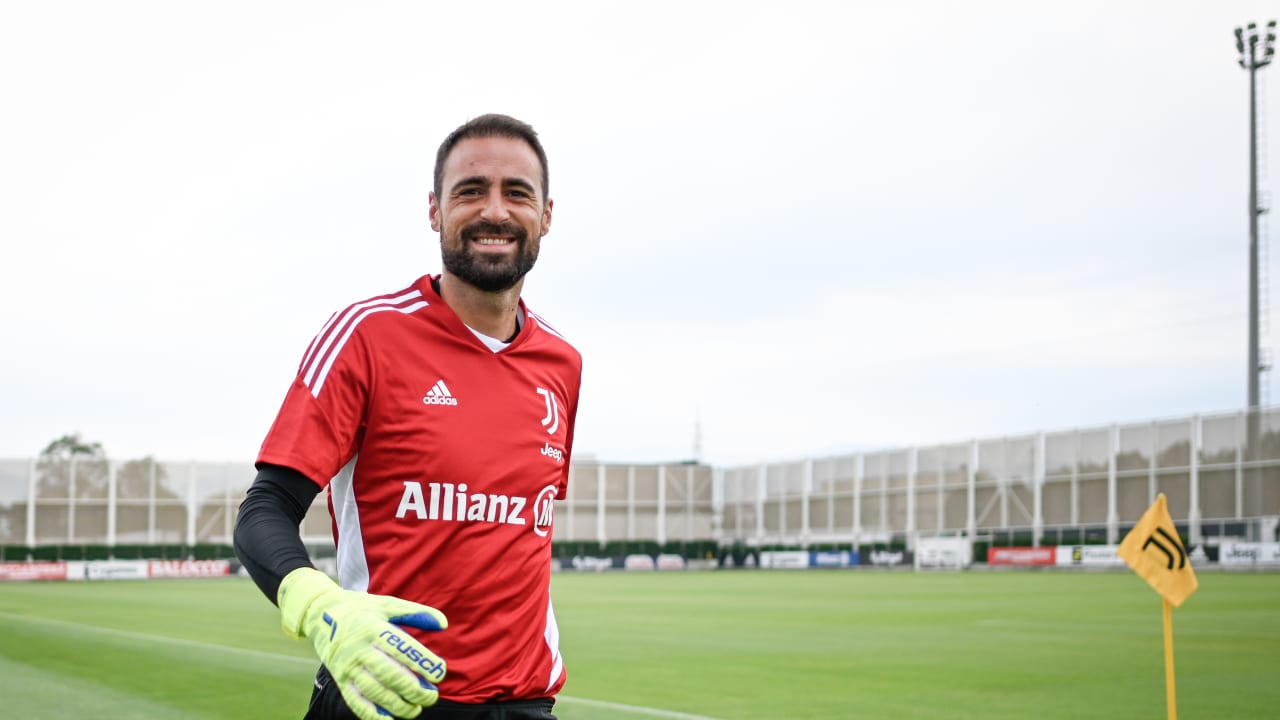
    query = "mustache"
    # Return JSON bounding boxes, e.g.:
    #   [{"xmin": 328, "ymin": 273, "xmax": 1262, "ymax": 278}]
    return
[{"xmin": 460, "ymin": 221, "xmax": 528, "ymax": 243}]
